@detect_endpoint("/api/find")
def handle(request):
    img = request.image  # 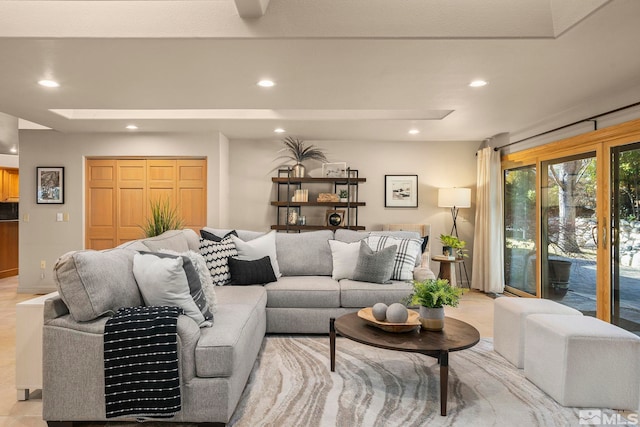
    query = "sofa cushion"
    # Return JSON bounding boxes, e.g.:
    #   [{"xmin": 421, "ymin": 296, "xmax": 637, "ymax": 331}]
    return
[
  {"xmin": 141, "ymin": 229, "xmax": 199, "ymax": 252},
  {"xmin": 275, "ymin": 230, "xmax": 334, "ymax": 276},
  {"xmin": 352, "ymin": 241, "xmax": 396, "ymax": 284},
  {"xmin": 201, "ymin": 227, "xmax": 265, "ymax": 242},
  {"xmin": 141, "ymin": 251, "xmax": 214, "ymax": 322},
  {"xmin": 159, "ymin": 249, "xmax": 217, "ymax": 313},
  {"xmin": 328, "ymin": 239, "xmax": 360, "ymax": 280},
  {"xmin": 54, "ymin": 249, "xmax": 141, "ymax": 322},
  {"xmin": 195, "ymin": 286, "xmax": 267, "ymax": 378},
  {"xmin": 200, "ymin": 237, "xmax": 238, "ymax": 286},
  {"xmin": 228, "ymin": 256, "xmax": 277, "ymax": 285},
  {"xmin": 200, "ymin": 229, "xmax": 237, "ymax": 242},
  {"xmin": 334, "ymin": 229, "xmax": 369, "ymax": 243},
  {"xmin": 340, "ymin": 279, "xmax": 415, "ymax": 308},
  {"xmin": 264, "ymin": 276, "xmax": 340, "ymax": 308},
  {"xmin": 231, "ymin": 231, "xmax": 281, "ymax": 278},
  {"xmin": 365, "ymin": 235, "xmax": 422, "ymax": 281},
  {"xmin": 133, "ymin": 253, "xmax": 209, "ymax": 327}
]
